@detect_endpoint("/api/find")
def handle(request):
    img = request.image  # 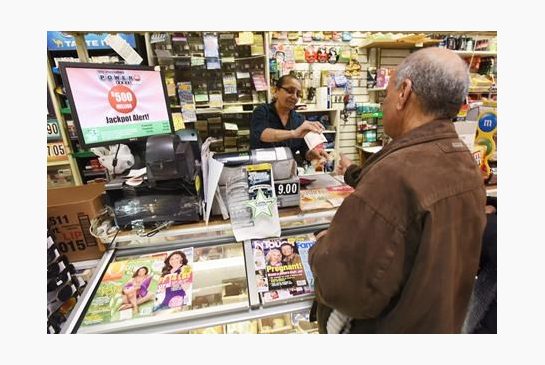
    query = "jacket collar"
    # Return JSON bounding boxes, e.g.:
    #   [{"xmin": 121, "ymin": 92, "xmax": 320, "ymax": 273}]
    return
[{"xmin": 362, "ymin": 119, "xmax": 458, "ymax": 173}]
